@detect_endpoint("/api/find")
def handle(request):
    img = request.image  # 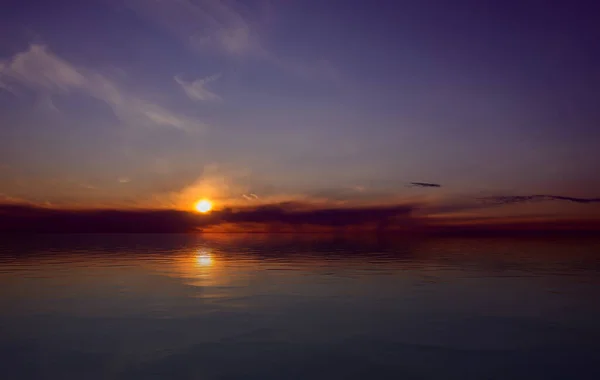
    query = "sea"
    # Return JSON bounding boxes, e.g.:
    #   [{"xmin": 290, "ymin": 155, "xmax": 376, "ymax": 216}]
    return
[{"xmin": 1, "ymin": 234, "xmax": 599, "ymax": 379}]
